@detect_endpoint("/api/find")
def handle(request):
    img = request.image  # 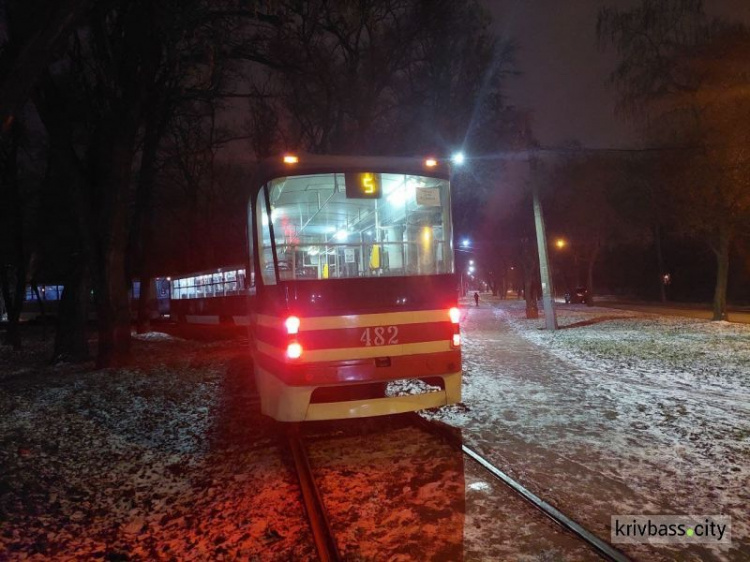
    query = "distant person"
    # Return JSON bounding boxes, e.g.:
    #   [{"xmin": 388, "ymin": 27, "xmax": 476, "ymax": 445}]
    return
[{"xmin": 473, "ymin": 292, "xmax": 479, "ymax": 307}]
